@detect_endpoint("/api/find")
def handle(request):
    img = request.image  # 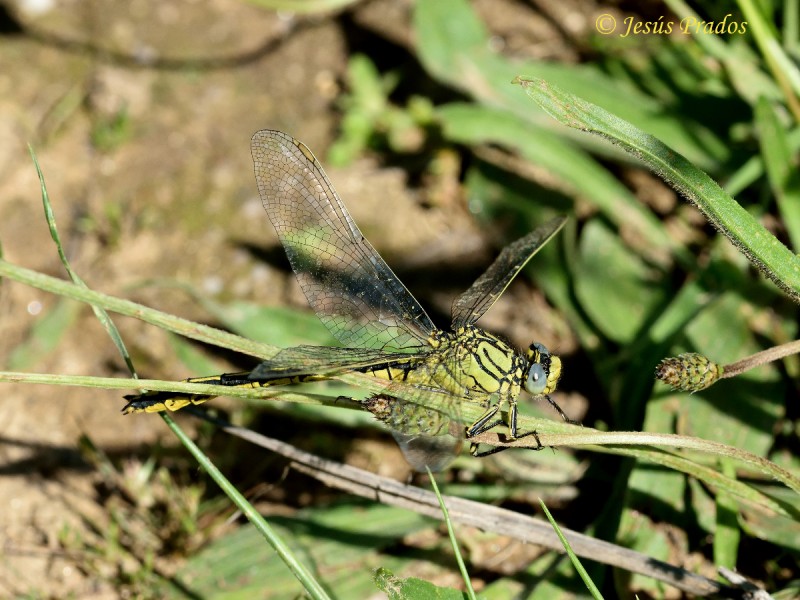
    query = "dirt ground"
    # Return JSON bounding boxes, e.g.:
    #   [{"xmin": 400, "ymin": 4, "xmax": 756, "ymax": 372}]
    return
[{"xmin": 0, "ymin": 0, "xmax": 593, "ymax": 596}]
